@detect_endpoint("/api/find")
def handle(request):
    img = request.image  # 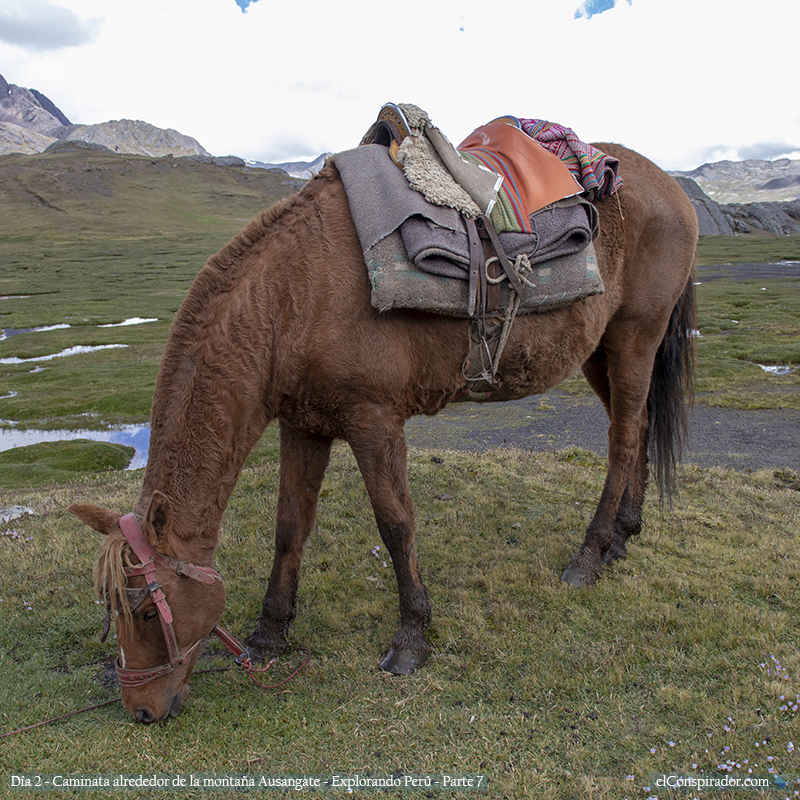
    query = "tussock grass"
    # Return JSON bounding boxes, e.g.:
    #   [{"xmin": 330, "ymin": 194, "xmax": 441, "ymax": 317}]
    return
[
  {"xmin": 694, "ymin": 270, "xmax": 800, "ymax": 409},
  {"xmin": 696, "ymin": 234, "xmax": 800, "ymax": 267},
  {"xmin": 1, "ymin": 445, "xmax": 799, "ymax": 798}
]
